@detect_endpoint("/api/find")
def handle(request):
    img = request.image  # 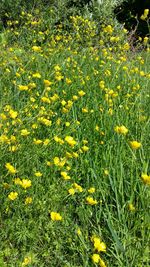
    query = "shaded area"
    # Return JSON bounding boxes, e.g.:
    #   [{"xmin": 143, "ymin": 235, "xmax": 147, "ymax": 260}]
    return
[{"xmin": 114, "ymin": 0, "xmax": 150, "ymax": 38}]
